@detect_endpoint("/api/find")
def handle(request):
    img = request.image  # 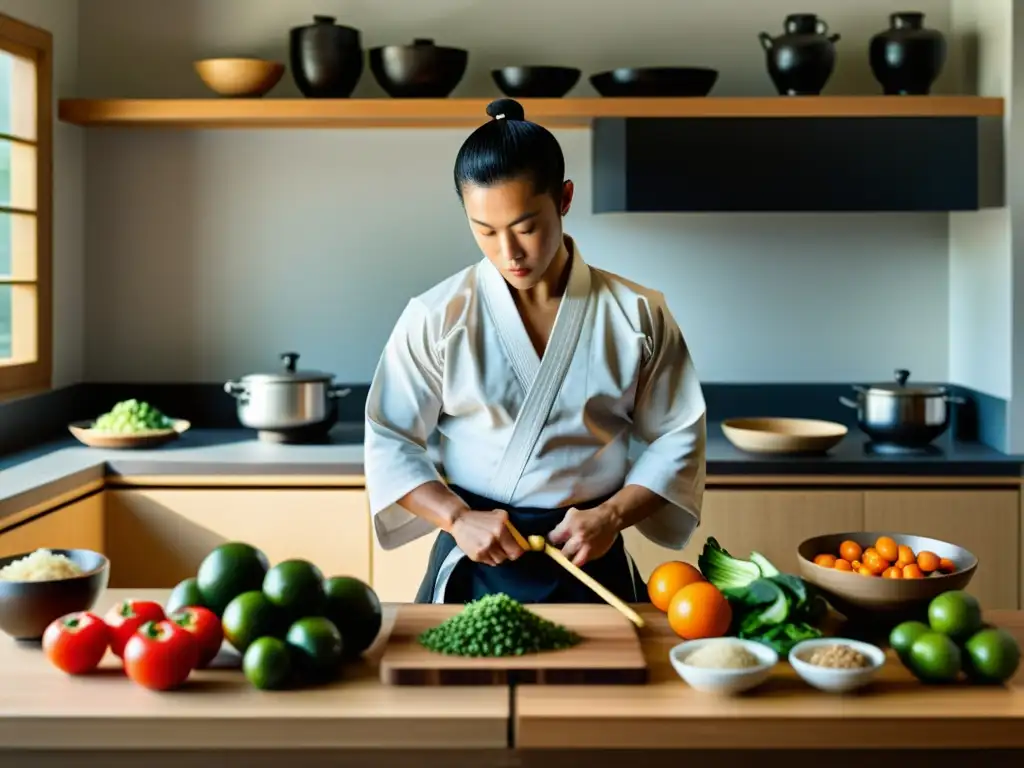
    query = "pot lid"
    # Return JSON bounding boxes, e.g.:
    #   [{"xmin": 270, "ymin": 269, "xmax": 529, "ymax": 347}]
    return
[
  {"xmin": 240, "ymin": 352, "xmax": 336, "ymax": 384},
  {"xmin": 866, "ymin": 368, "xmax": 947, "ymax": 396}
]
